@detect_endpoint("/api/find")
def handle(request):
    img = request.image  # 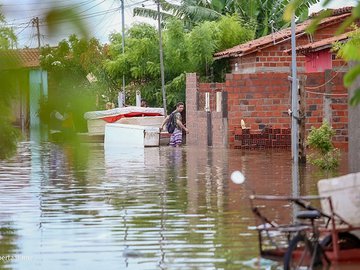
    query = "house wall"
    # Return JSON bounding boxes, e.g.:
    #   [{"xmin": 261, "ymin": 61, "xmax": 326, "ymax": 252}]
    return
[
  {"xmin": 229, "ymin": 21, "xmax": 348, "ymax": 74},
  {"xmin": 305, "ymin": 51, "xmax": 332, "ymax": 72},
  {"xmin": 304, "ymin": 71, "xmax": 348, "ymax": 149},
  {"xmin": 29, "ymin": 69, "xmax": 48, "ymax": 127},
  {"xmin": 186, "ymin": 70, "xmax": 348, "ymax": 149}
]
